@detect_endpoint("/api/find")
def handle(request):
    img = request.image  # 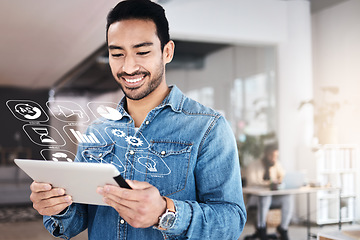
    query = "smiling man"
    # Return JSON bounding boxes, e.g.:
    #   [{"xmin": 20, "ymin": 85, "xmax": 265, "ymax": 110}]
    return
[{"xmin": 29, "ymin": 0, "xmax": 246, "ymax": 239}]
